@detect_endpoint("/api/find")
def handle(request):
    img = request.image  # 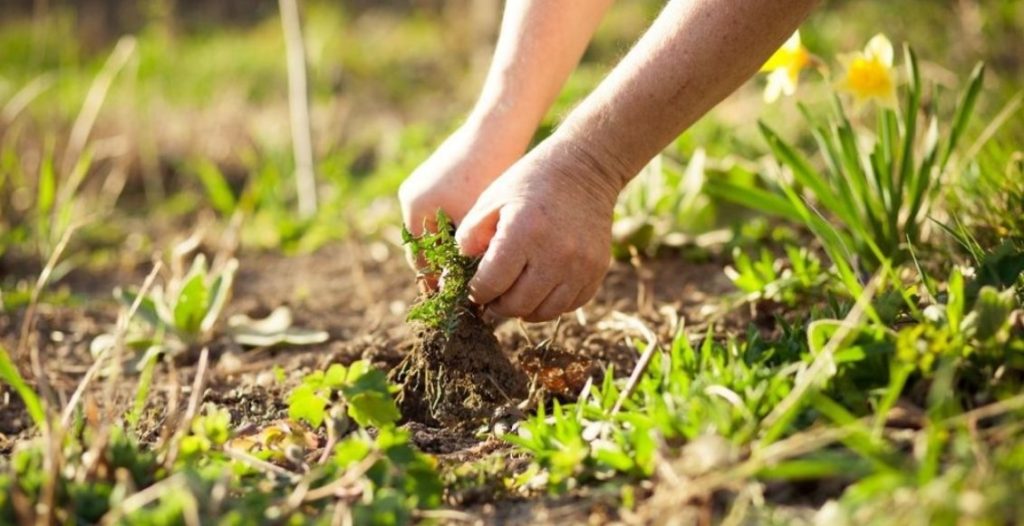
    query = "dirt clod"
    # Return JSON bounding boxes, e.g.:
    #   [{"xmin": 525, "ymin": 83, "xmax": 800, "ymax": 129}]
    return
[{"xmin": 392, "ymin": 305, "xmax": 528, "ymax": 427}]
